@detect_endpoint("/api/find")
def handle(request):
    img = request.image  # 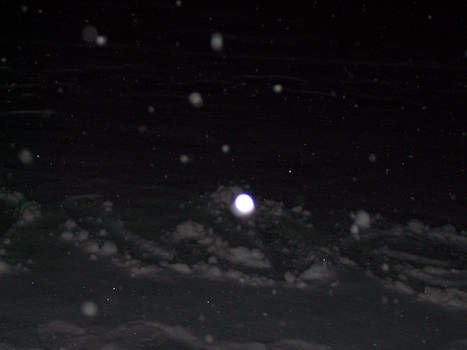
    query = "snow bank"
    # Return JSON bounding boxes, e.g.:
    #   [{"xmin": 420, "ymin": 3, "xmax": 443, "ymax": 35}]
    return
[
  {"xmin": 418, "ymin": 287, "xmax": 467, "ymax": 310},
  {"xmin": 348, "ymin": 217, "xmax": 467, "ymax": 310},
  {"xmin": 5, "ymin": 184, "xmax": 465, "ymax": 315},
  {"xmin": 0, "ymin": 188, "xmax": 41, "ymax": 226},
  {"xmin": 0, "ymin": 189, "xmax": 24, "ymax": 206}
]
